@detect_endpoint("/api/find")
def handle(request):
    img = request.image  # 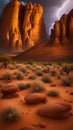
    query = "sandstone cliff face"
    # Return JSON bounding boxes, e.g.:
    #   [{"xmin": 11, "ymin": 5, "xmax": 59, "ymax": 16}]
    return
[
  {"xmin": 22, "ymin": 2, "xmax": 47, "ymax": 50},
  {"xmin": 50, "ymin": 9, "xmax": 73, "ymax": 46},
  {"xmin": 0, "ymin": 0, "xmax": 47, "ymax": 52},
  {"xmin": 0, "ymin": 0, "xmax": 23, "ymax": 51}
]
